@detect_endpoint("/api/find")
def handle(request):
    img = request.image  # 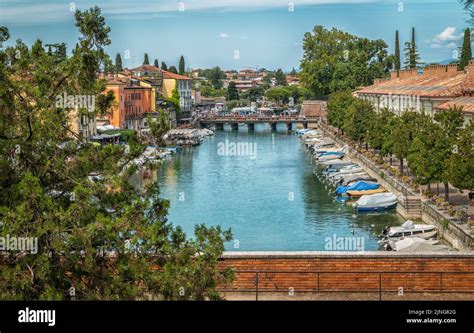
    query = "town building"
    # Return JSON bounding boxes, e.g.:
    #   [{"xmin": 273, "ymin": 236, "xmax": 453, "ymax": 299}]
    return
[
  {"xmin": 69, "ymin": 107, "xmax": 97, "ymax": 140},
  {"xmin": 355, "ymin": 63, "xmax": 474, "ymax": 125},
  {"xmin": 161, "ymin": 70, "xmax": 193, "ymax": 121},
  {"xmin": 234, "ymin": 80, "xmax": 257, "ymax": 92},
  {"xmin": 302, "ymin": 100, "xmax": 327, "ymax": 119}
]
